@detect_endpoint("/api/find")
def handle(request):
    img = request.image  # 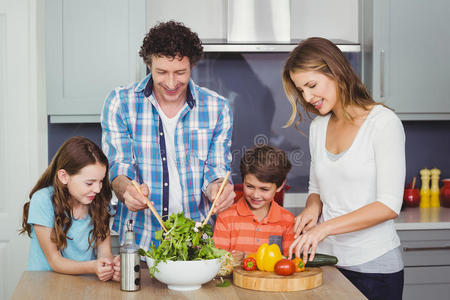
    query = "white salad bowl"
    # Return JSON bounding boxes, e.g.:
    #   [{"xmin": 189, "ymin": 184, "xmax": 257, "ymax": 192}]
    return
[{"xmin": 145, "ymin": 257, "xmax": 221, "ymax": 291}]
